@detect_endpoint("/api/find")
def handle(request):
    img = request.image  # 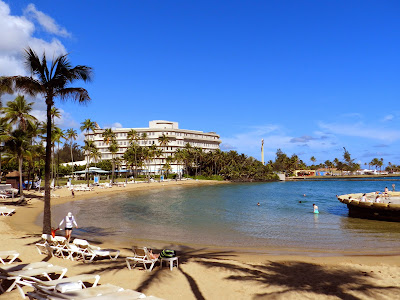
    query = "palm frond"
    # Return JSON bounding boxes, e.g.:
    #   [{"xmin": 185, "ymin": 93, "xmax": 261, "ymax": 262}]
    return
[{"xmin": 58, "ymin": 87, "xmax": 91, "ymax": 103}]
